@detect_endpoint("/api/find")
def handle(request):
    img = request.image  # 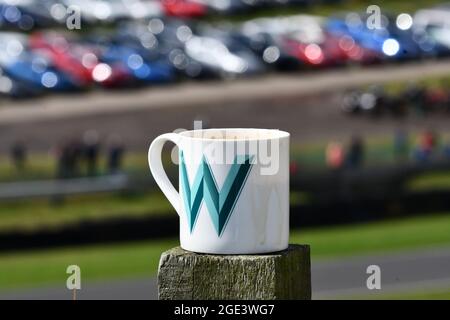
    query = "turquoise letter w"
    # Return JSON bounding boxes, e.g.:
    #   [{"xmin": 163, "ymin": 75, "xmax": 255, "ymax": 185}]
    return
[{"xmin": 180, "ymin": 152, "xmax": 254, "ymax": 237}]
